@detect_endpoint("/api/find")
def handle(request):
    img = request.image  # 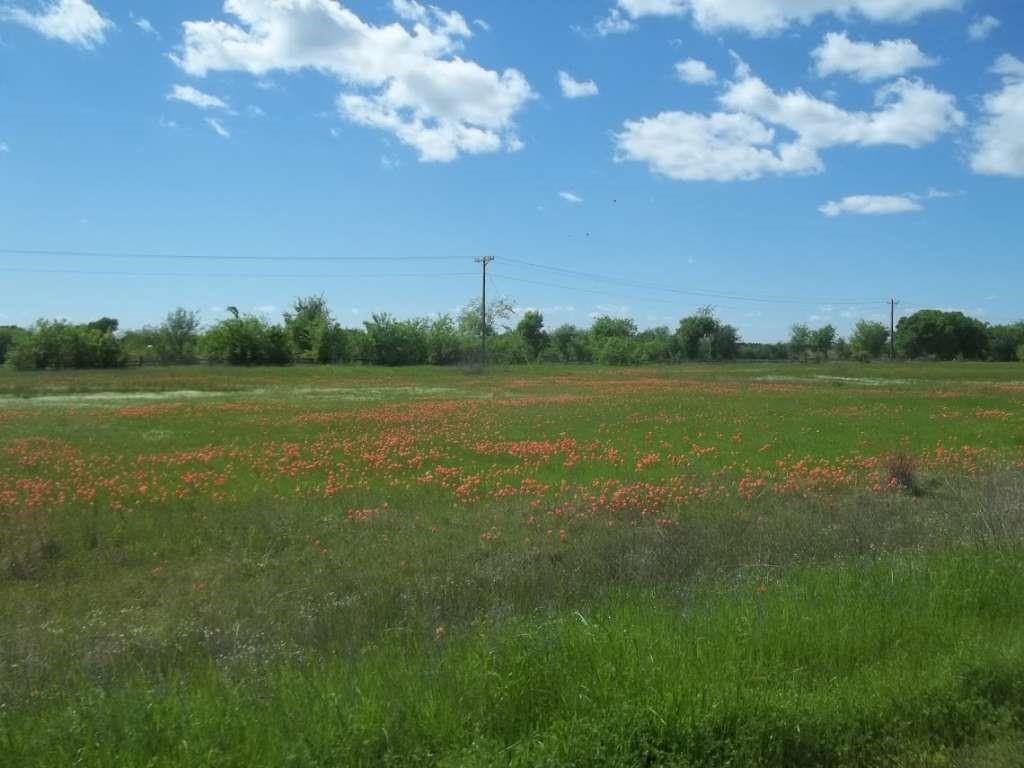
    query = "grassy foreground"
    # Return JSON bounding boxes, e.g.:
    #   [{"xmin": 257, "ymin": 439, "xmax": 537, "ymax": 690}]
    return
[{"xmin": 2, "ymin": 363, "xmax": 1023, "ymax": 765}]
